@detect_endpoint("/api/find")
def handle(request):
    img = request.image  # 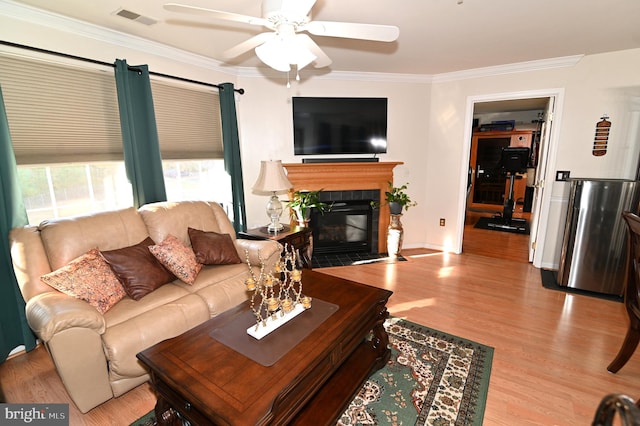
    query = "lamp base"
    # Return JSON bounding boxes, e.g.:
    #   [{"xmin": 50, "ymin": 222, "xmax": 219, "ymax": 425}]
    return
[
  {"xmin": 267, "ymin": 222, "xmax": 284, "ymax": 232},
  {"xmin": 266, "ymin": 193, "xmax": 284, "ymax": 233}
]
